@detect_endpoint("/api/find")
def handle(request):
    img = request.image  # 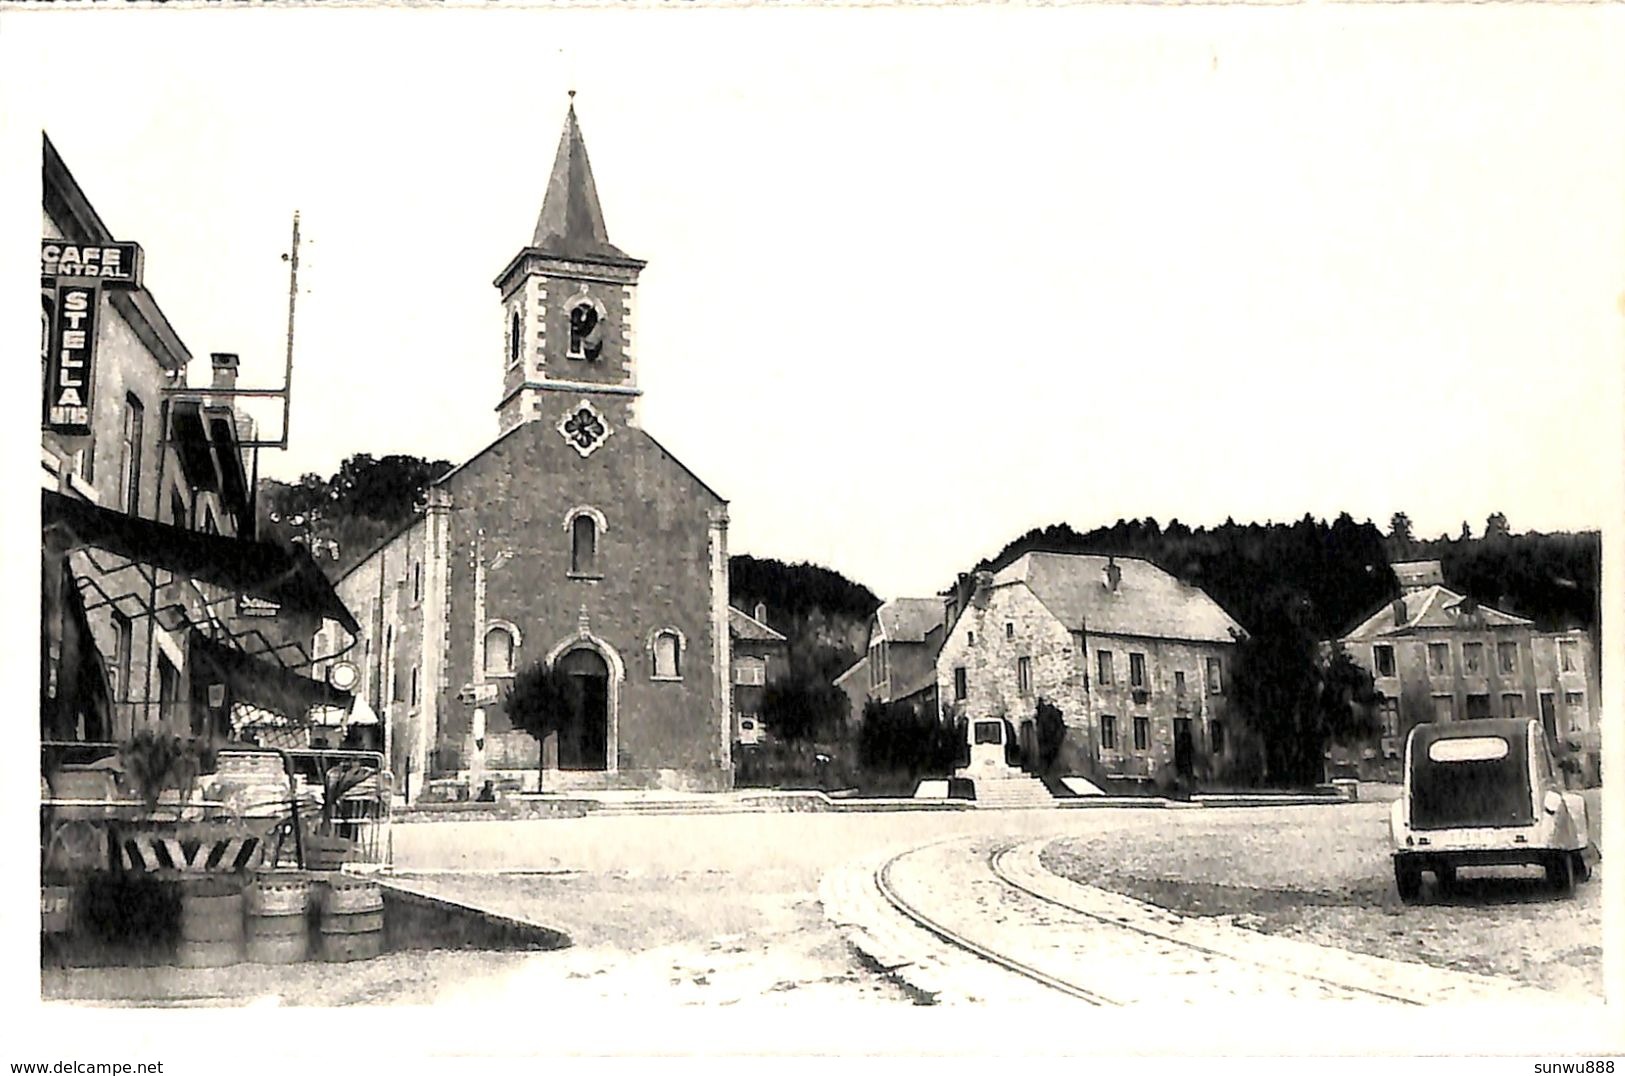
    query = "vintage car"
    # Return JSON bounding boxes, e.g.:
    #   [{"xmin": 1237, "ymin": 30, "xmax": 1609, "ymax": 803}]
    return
[{"xmin": 1390, "ymin": 717, "xmax": 1594, "ymax": 902}]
